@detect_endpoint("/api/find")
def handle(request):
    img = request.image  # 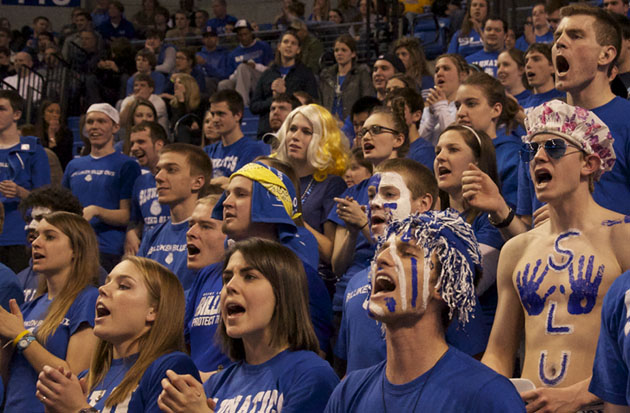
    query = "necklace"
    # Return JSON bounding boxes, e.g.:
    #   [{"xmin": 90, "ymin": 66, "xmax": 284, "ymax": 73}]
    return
[
  {"xmin": 301, "ymin": 177, "xmax": 316, "ymax": 204},
  {"xmin": 381, "ymin": 348, "xmax": 449, "ymax": 413}
]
